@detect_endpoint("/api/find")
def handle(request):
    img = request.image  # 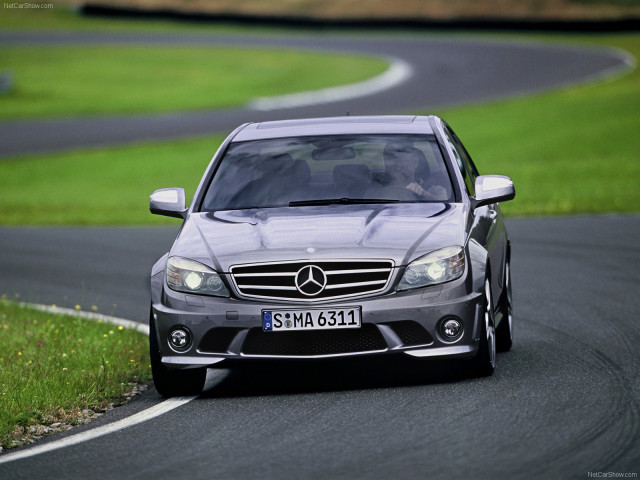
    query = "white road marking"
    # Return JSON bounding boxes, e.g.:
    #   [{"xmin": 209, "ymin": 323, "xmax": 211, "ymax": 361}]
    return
[
  {"xmin": 553, "ymin": 46, "xmax": 637, "ymax": 89},
  {"xmin": 0, "ymin": 303, "xmax": 196, "ymax": 464},
  {"xmin": 24, "ymin": 303, "xmax": 149, "ymax": 335},
  {"xmin": 0, "ymin": 396, "xmax": 196, "ymax": 464},
  {"xmin": 248, "ymin": 57, "xmax": 413, "ymax": 111}
]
